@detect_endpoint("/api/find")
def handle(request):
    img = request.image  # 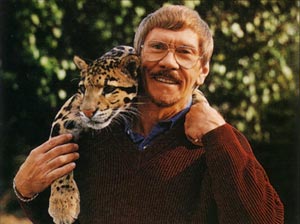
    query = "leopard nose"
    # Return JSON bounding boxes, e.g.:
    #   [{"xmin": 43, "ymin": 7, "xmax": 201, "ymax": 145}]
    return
[{"xmin": 82, "ymin": 109, "xmax": 95, "ymax": 118}]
